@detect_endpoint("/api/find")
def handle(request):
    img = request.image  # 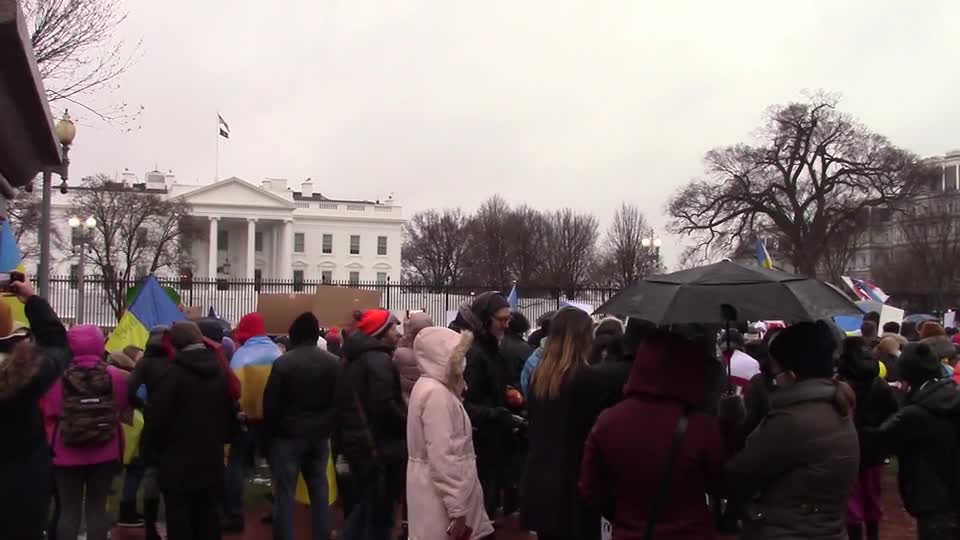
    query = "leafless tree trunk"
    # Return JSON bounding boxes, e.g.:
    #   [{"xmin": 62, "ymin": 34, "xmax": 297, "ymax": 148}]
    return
[
  {"xmin": 401, "ymin": 208, "xmax": 472, "ymax": 288},
  {"xmin": 543, "ymin": 209, "xmax": 599, "ymax": 297},
  {"xmin": 597, "ymin": 203, "xmax": 660, "ymax": 287},
  {"xmin": 466, "ymin": 196, "xmax": 513, "ymax": 287}
]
